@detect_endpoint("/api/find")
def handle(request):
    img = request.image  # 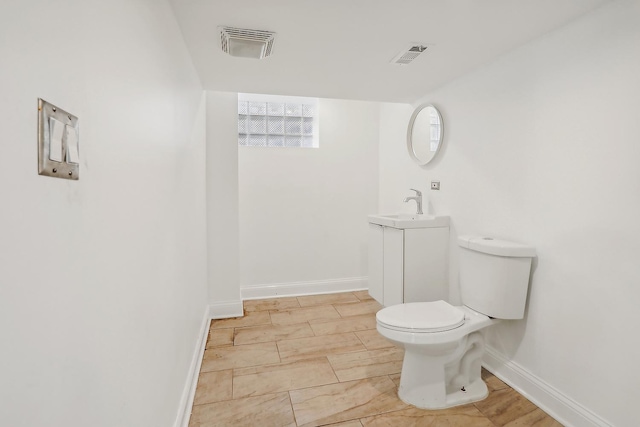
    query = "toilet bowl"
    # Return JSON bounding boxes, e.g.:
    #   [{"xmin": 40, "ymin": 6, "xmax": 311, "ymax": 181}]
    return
[
  {"xmin": 377, "ymin": 301, "xmax": 499, "ymax": 409},
  {"xmin": 375, "ymin": 235, "xmax": 535, "ymax": 410}
]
